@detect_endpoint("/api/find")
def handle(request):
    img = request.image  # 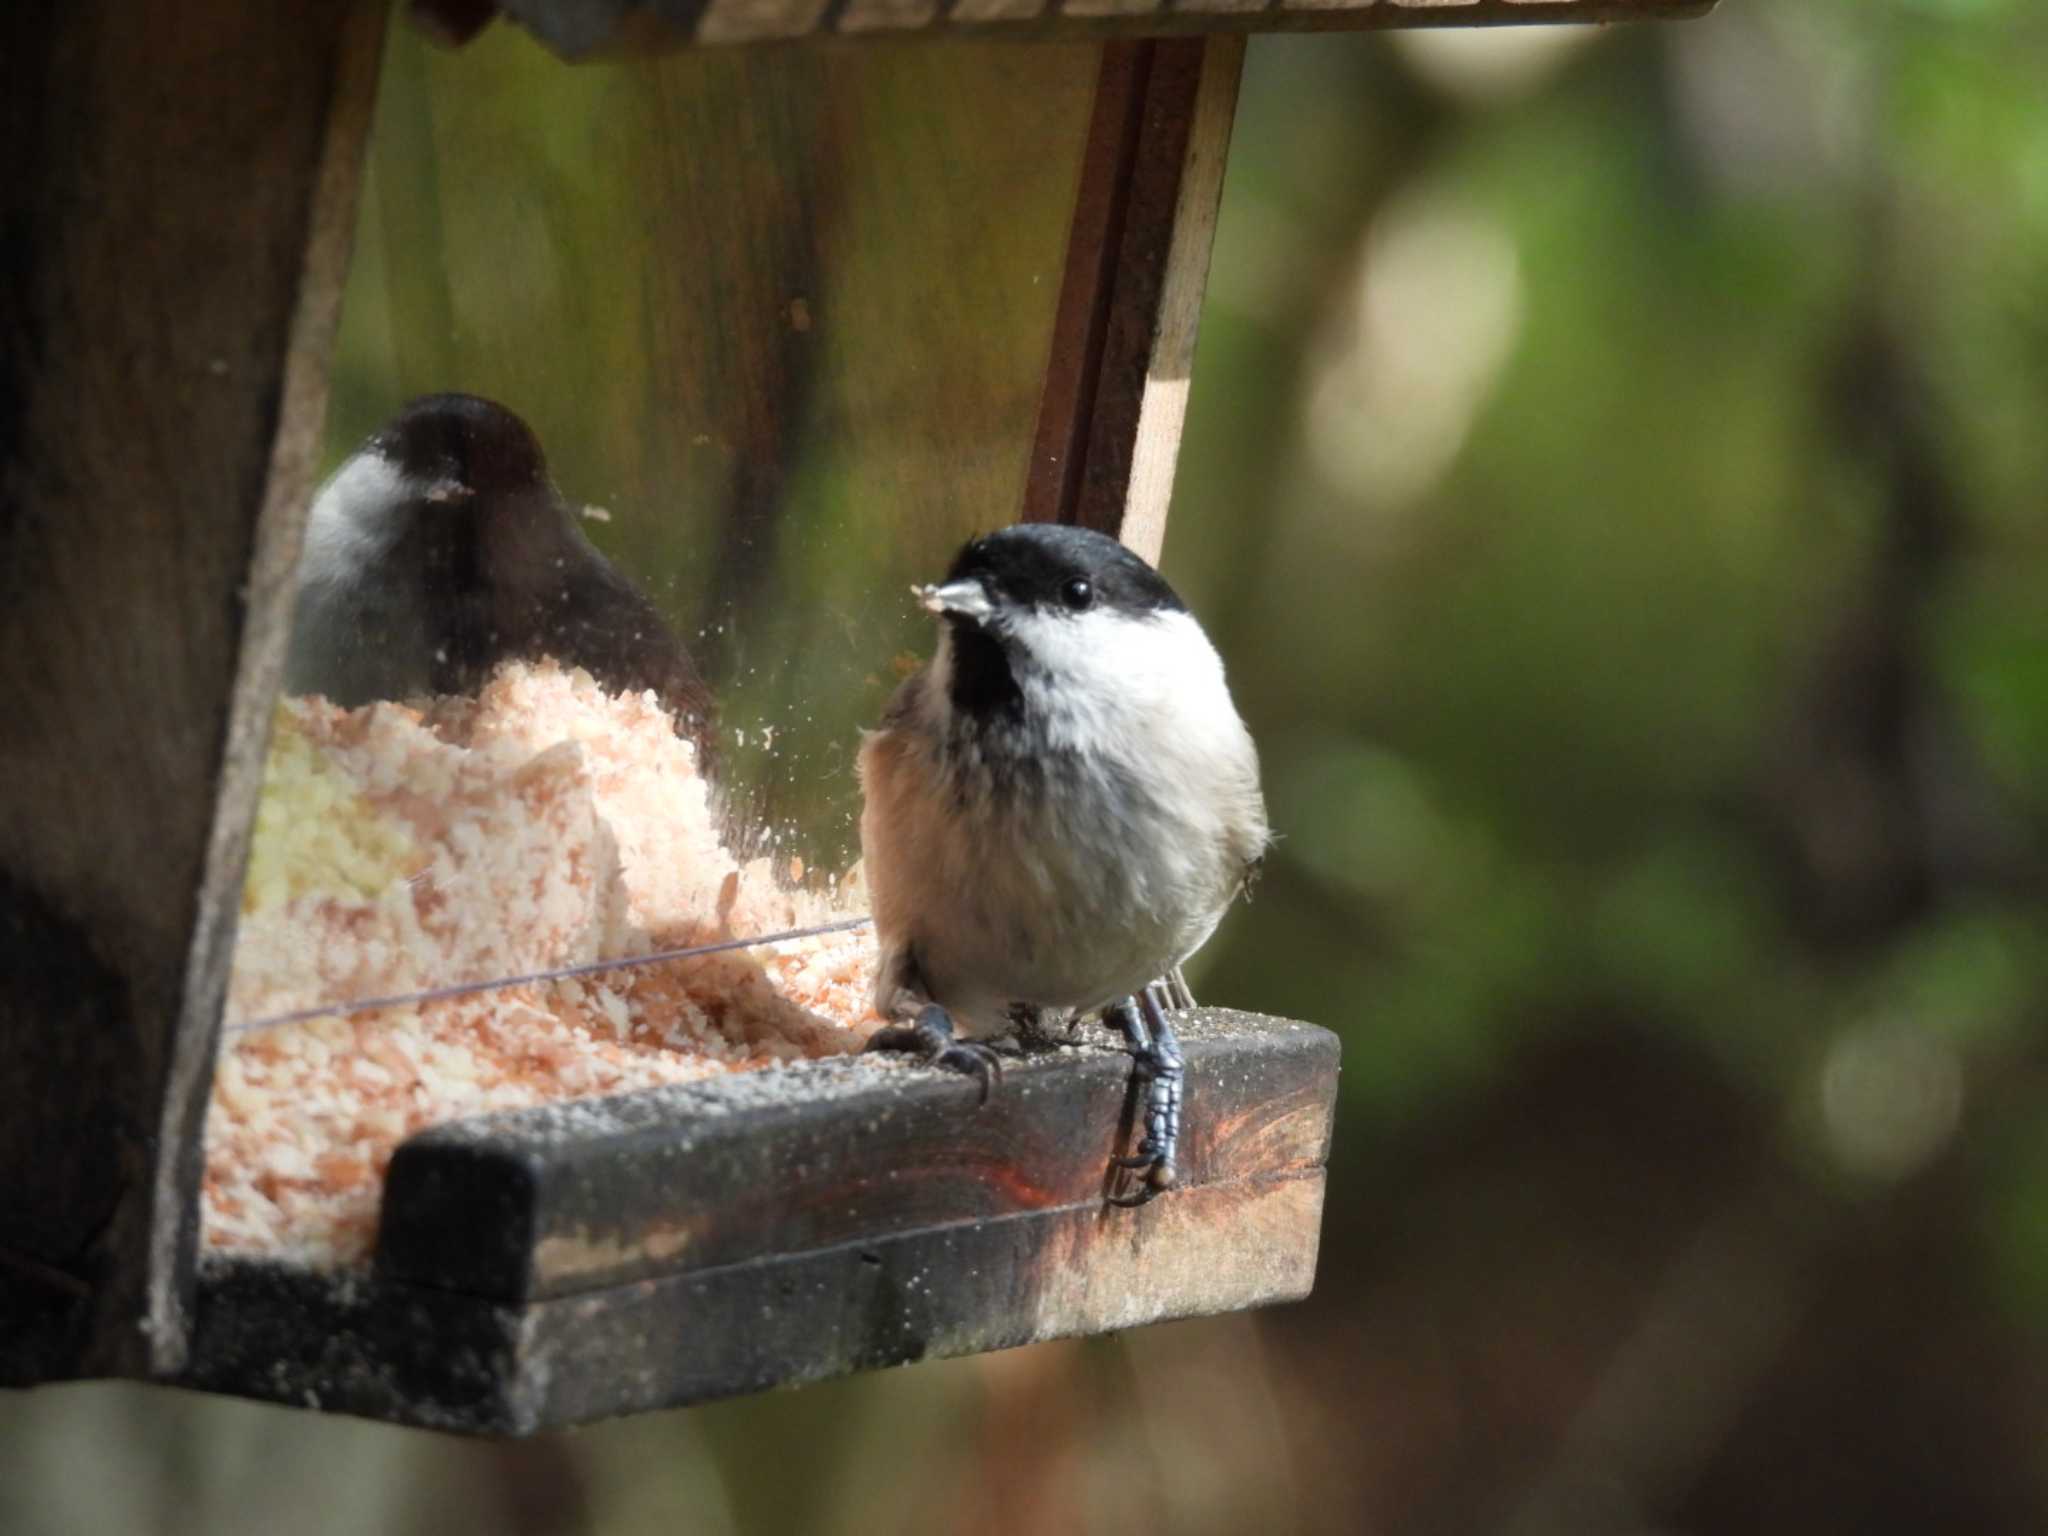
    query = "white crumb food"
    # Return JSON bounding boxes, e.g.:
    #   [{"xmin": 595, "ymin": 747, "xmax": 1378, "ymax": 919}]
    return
[{"xmin": 205, "ymin": 659, "xmax": 879, "ymax": 1267}]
